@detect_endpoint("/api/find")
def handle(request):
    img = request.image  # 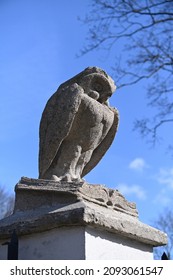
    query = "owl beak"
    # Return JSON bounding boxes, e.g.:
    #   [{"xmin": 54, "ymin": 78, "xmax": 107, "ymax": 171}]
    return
[{"xmin": 98, "ymin": 92, "xmax": 112, "ymax": 103}]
